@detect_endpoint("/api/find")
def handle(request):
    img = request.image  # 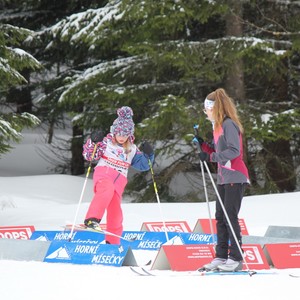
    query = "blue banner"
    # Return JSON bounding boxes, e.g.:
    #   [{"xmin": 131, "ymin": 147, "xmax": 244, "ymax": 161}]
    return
[
  {"xmin": 44, "ymin": 241, "xmax": 137, "ymax": 266},
  {"xmin": 31, "ymin": 230, "xmax": 215, "ymax": 252},
  {"xmin": 121, "ymin": 231, "xmax": 214, "ymax": 250},
  {"xmin": 30, "ymin": 230, "xmax": 105, "ymax": 244},
  {"xmin": 179, "ymin": 232, "xmax": 216, "ymax": 244},
  {"xmin": 121, "ymin": 231, "xmax": 177, "ymax": 250}
]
